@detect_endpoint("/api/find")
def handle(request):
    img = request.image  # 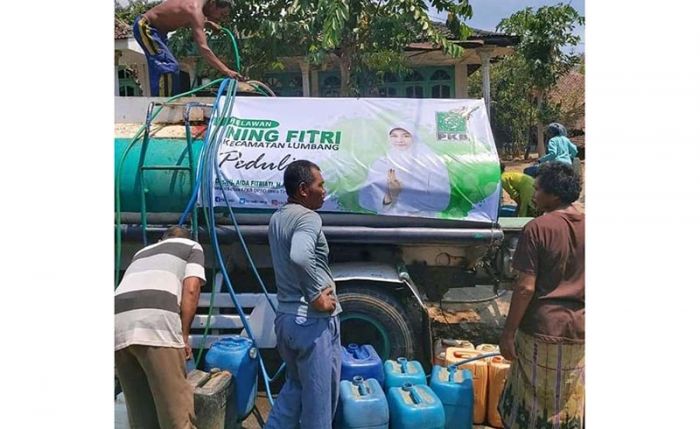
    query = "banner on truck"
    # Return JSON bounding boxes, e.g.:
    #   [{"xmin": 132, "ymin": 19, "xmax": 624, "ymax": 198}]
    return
[{"xmin": 212, "ymin": 97, "xmax": 501, "ymax": 223}]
